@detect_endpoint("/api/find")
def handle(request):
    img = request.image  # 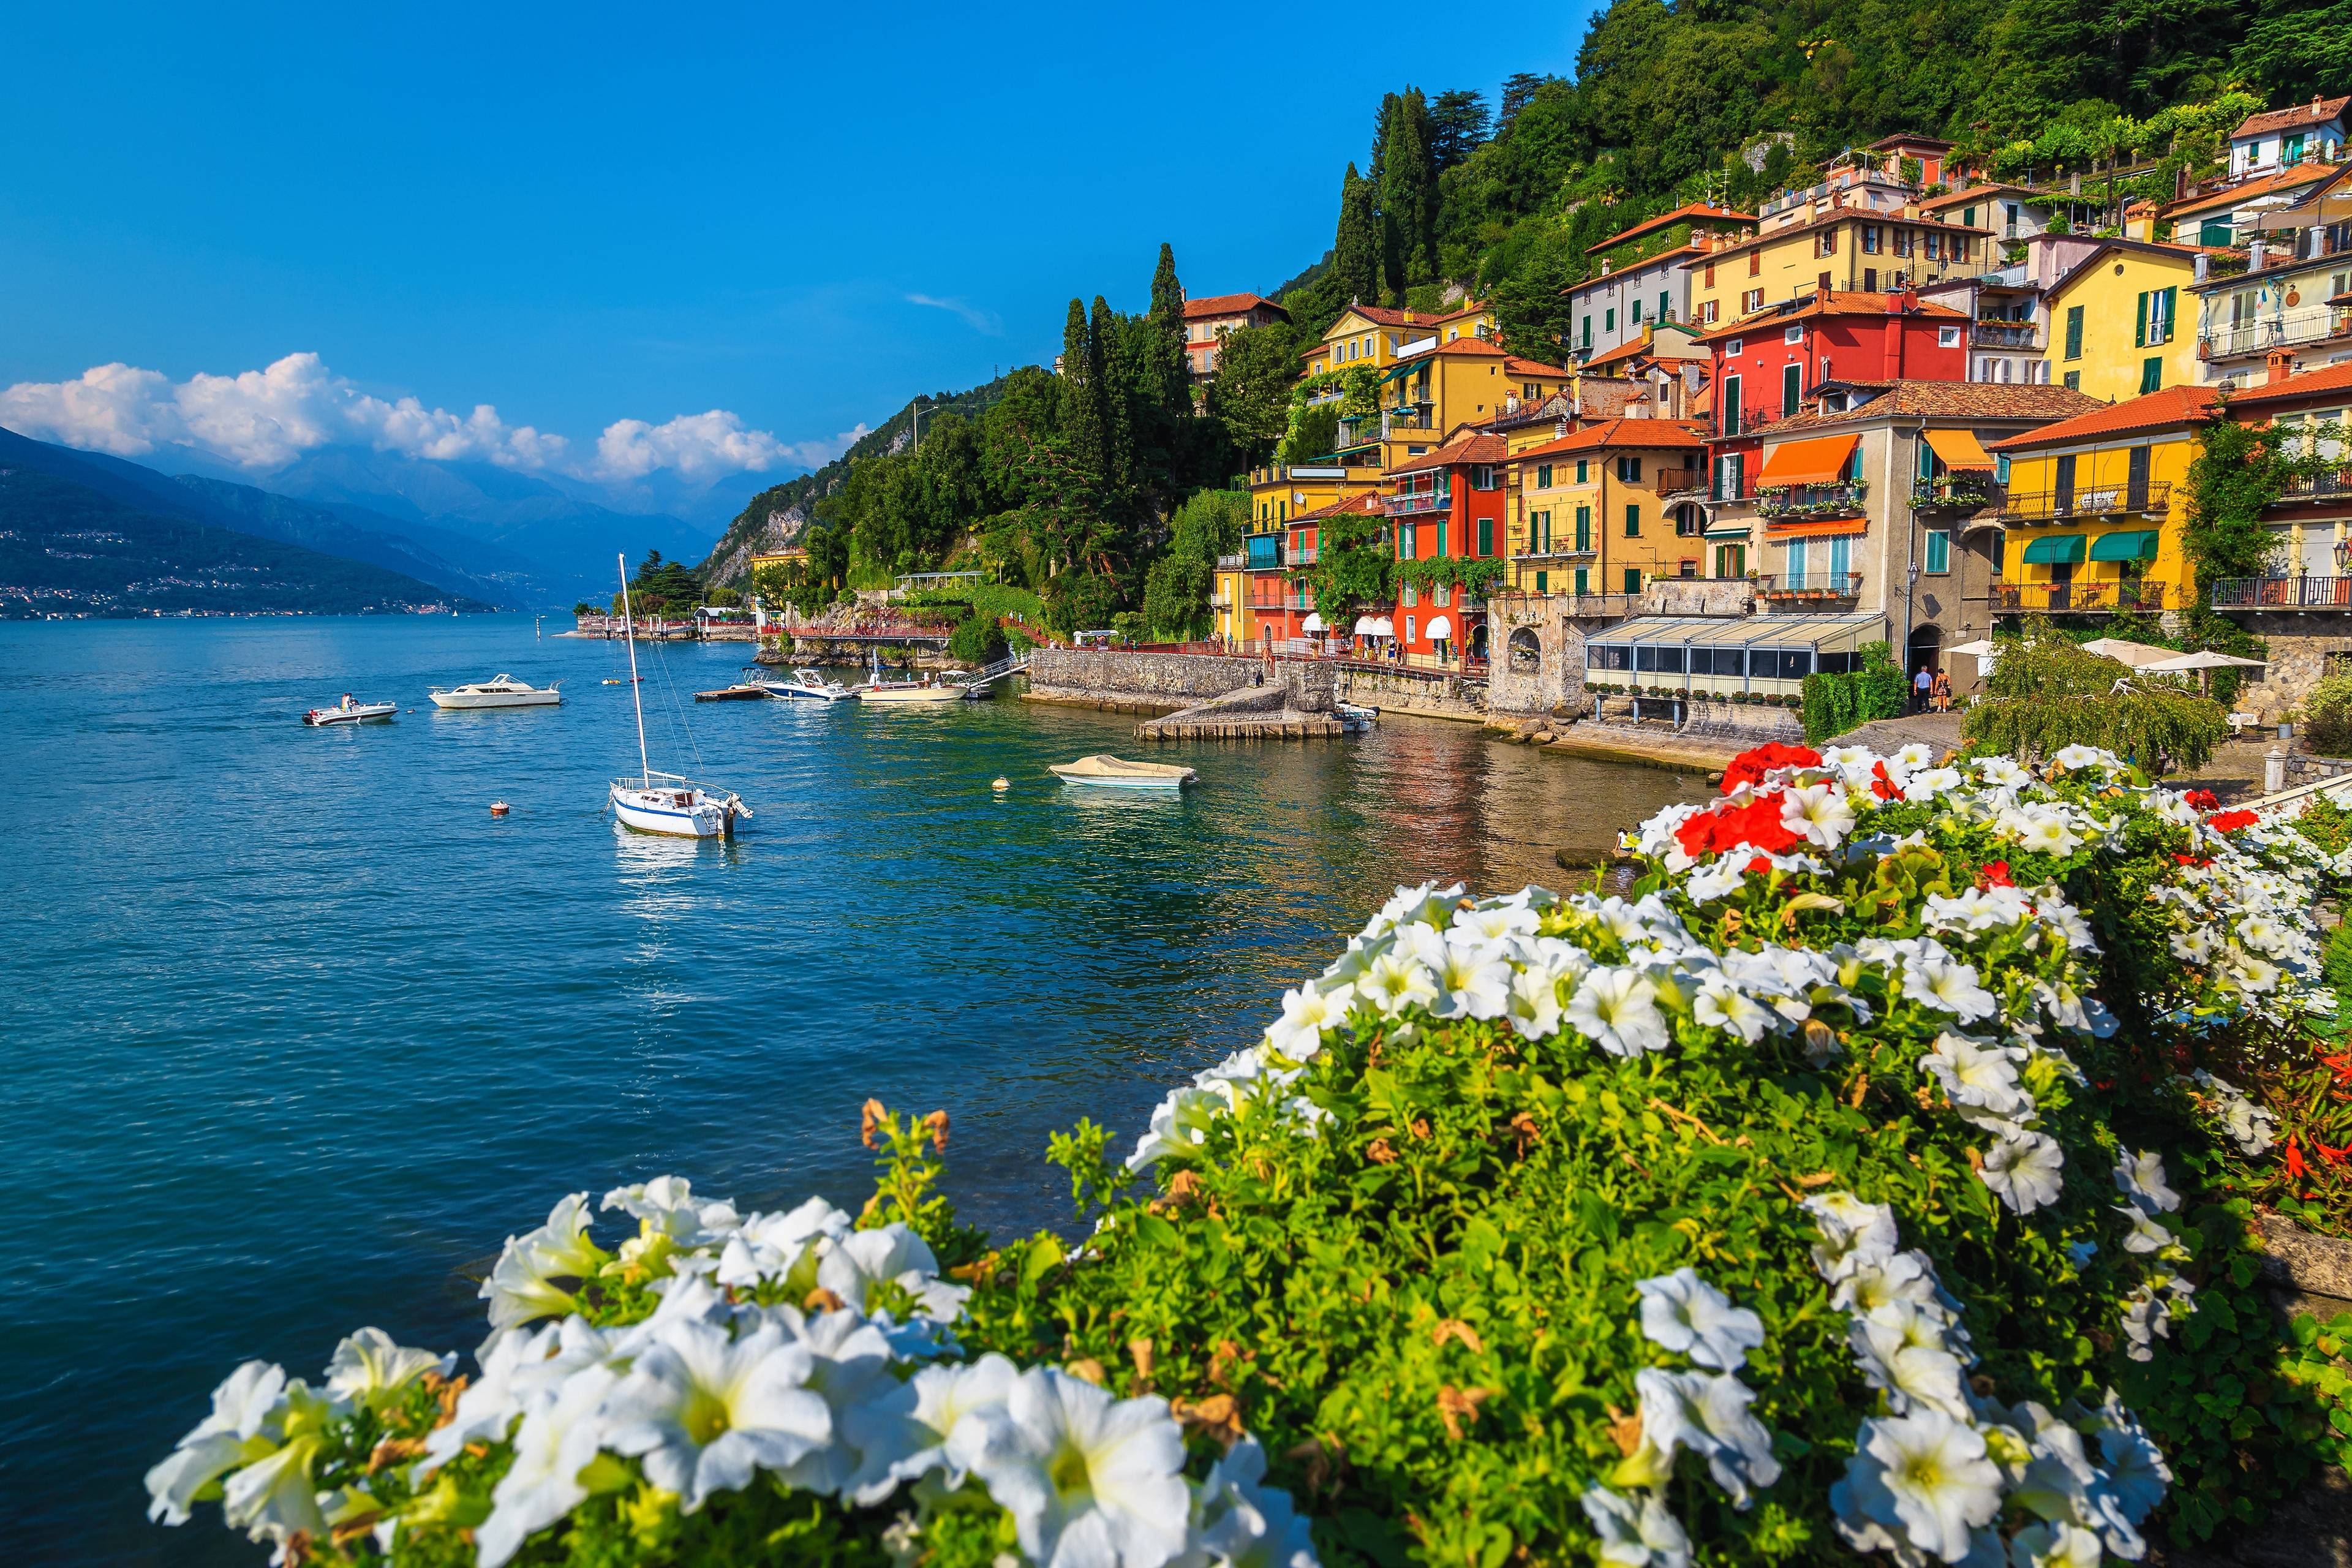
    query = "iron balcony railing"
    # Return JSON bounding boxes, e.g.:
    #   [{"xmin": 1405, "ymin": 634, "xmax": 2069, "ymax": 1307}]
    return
[
  {"xmin": 1994, "ymin": 581, "xmax": 2177, "ymax": 613},
  {"xmin": 1757, "ymin": 481, "xmax": 1869, "ymax": 519},
  {"xmin": 2200, "ymin": 308, "xmax": 2347, "ymax": 359},
  {"xmin": 2278, "ymin": 467, "xmax": 2352, "ymax": 504},
  {"xmin": 2209, "ymin": 575, "xmax": 2352, "ymax": 609},
  {"xmin": 1513, "ymin": 544, "xmax": 1598, "ymax": 561},
  {"xmin": 1382, "ymin": 407, "xmax": 1439, "ymax": 435},
  {"xmin": 1290, "ymin": 543, "xmax": 1320, "ymax": 565},
  {"xmin": 1385, "ymin": 489, "xmax": 1452, "ymax": 516},
  {"xmin": 1755, "ymin": 571, "xmax": 1865, "ymax": 600},
  {"xmin": 1649, "ymin": 467, "xmax": 1700, "ymax": 496},
  {"xmin": 1970, "ymin": 322, "xmax": 2042, "ymax": 349},
  {"xmin": 1996, "ymin": 482, "xmax": 2170, "ymax": 521},
  {"xmin": 1912, "ymin": 477, "xmax": 2004, "ymax": 510}
]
